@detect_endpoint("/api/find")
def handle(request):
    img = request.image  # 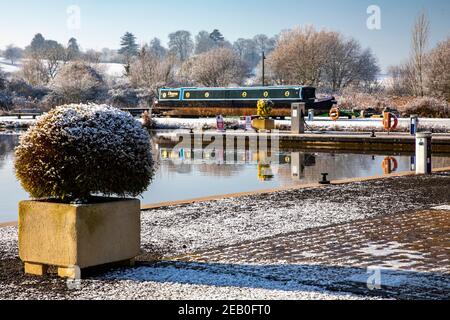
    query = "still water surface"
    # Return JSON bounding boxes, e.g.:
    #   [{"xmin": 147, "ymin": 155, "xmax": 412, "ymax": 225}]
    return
[{"xmin": 1, "ymin": 133, "xmax": 450, "ymax": 222}]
